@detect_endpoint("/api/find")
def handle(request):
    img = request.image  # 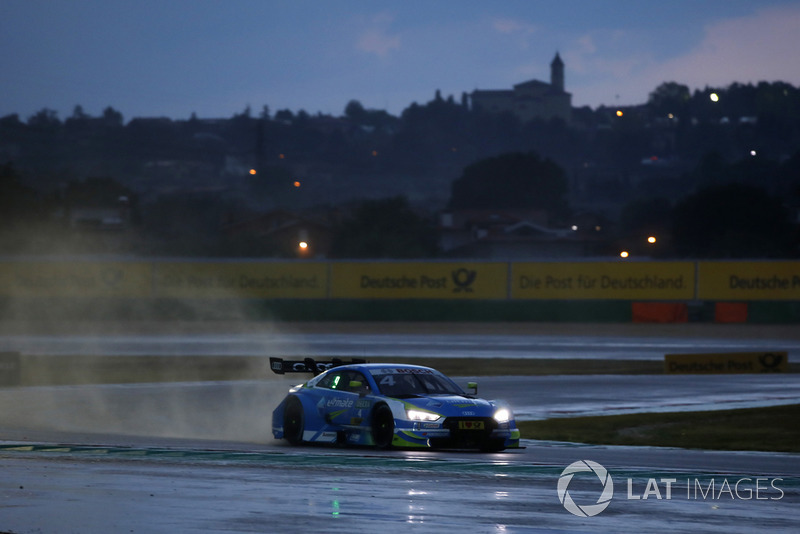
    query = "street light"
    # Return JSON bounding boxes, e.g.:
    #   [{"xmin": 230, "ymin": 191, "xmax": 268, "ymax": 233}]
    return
[{"xmin": 647, "ymin": 236, "xmax": 657, "ymax": 244}]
